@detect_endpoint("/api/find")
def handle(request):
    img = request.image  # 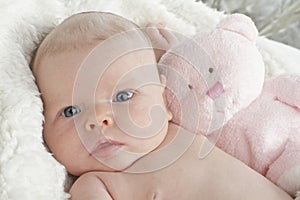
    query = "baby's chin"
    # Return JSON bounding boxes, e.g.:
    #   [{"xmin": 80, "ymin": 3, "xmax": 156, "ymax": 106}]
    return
[
  {"xmin": 67, "ymin": 147, "xmax": 159, "ymax": 175},
  {"xmin": 88, "ymin": 149, "xmax": 149, "ymax": 172}
]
